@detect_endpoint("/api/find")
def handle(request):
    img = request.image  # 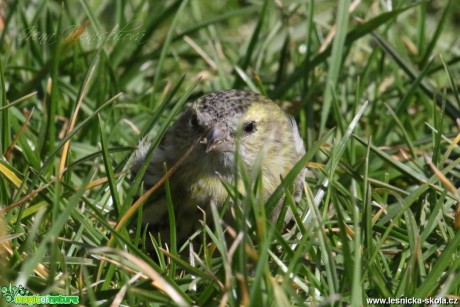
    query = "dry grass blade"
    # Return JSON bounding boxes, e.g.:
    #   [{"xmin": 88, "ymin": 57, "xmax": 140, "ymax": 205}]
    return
[
  {"xmin": 91, "ymin": 247, "xmax": 190, "ymax": 307},
  {"xmin": 58, "ymin": 64, "xmax": 96, "ymax": 180},
  {"xmin": 0, "ymin": 91, "xmax": 37, "ymax": 111},
  {"xmin": 4, "ymin": 107, "xmax": 34, "ymax": 160},
  {"xmin": 426, "ymin": 158, "xmax": 460, "ymax": 229},
  {"xmin": 110, "ymin": 272, "xmax": 143, "ymax": 307},
  {"xmin": 0, "ymin": 180, "xmax": 53, "ymax": 214}
]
